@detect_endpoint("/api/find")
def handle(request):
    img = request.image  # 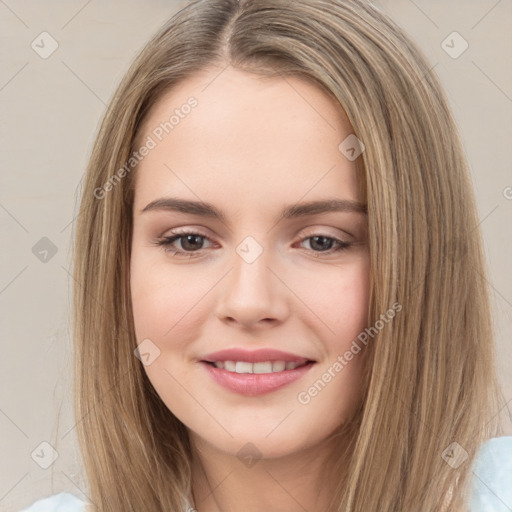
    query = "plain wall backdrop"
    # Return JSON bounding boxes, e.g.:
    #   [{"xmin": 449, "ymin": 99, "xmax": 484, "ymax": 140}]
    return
[{"xmin": 1, "ymin": 0, "xmax": 511, "ymax": 510}]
